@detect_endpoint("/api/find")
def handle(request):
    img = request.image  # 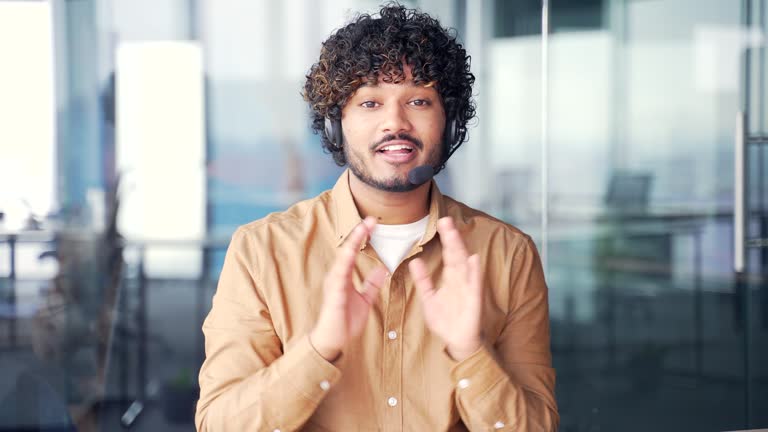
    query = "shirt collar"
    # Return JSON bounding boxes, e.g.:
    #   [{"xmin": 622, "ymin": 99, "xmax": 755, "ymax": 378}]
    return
[{"xmin": 331, "ymin": 169, "xmax": 447, "ymax": 248}]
